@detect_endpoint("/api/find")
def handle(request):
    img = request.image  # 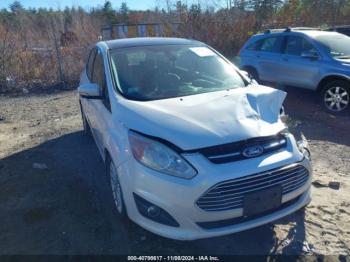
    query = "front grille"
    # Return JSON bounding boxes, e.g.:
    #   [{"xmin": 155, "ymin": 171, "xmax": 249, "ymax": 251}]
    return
[
  {"xmin": 196, "ymin": 164, "xmax": 309, "ymax": 212},
  {"xmin": 198, "ymin": 134, "xmax": 287, "ymax": 164},
  {"xmin": 197, "ymin": 195, "xmax": 302, "ymax": 229}
]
